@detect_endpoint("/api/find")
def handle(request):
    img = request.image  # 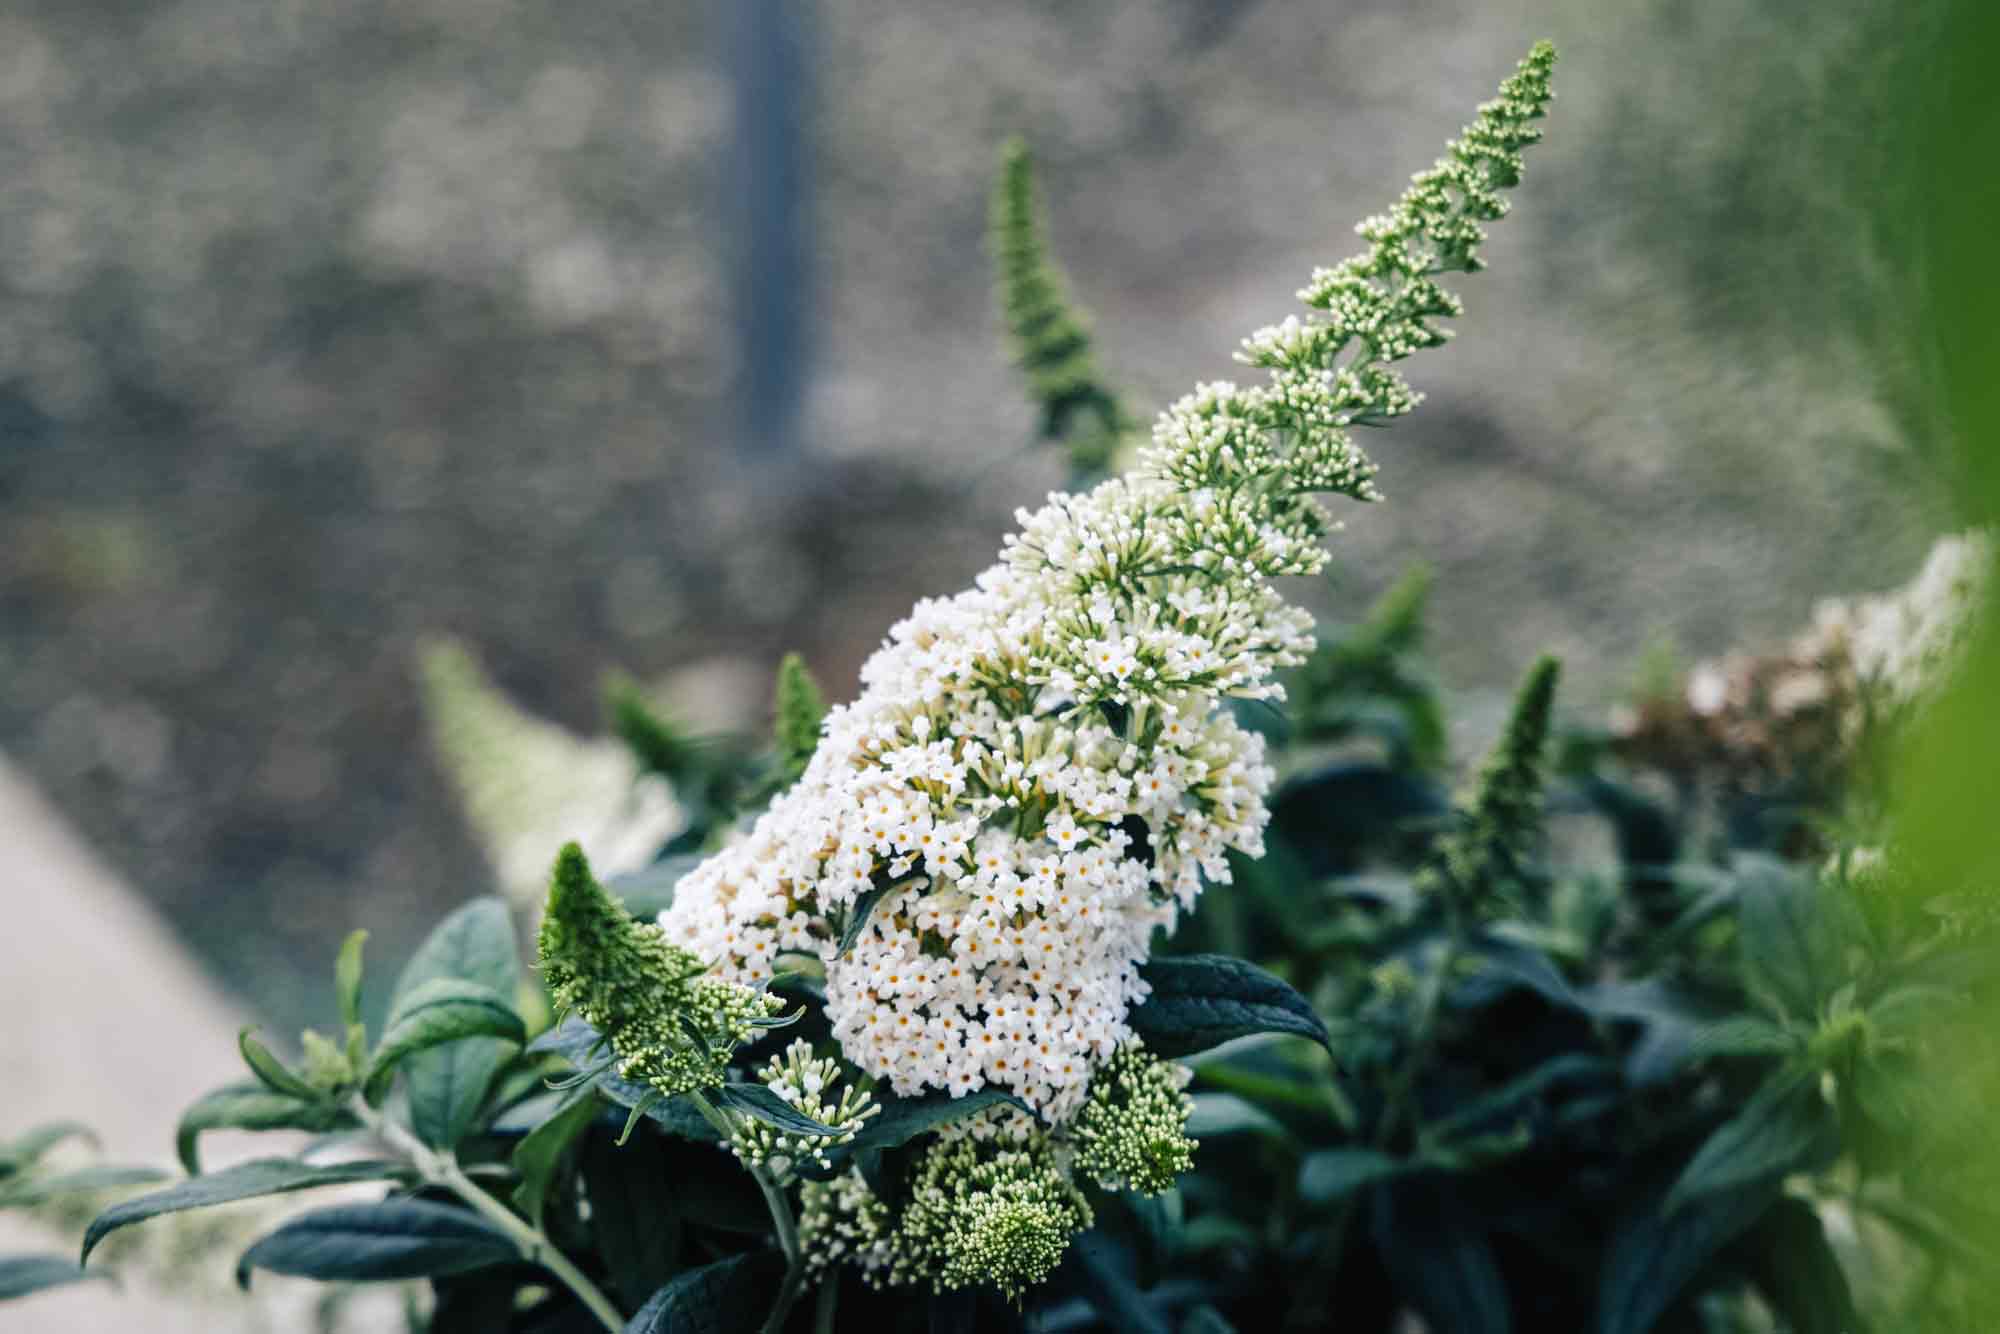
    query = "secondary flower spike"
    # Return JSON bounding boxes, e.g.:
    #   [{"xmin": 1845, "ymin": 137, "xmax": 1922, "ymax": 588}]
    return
[
  {"xmin": 661, "ymin": 43, "xmax": 1557, "ymax": 1119},
  {"xmin": 538, "ymin": 842, "xmax": 783, "ymax": 1096}
]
